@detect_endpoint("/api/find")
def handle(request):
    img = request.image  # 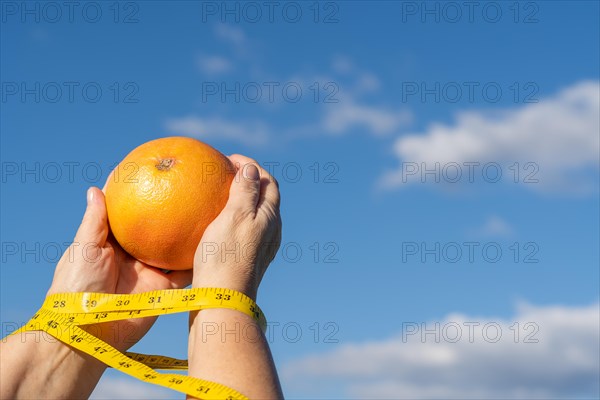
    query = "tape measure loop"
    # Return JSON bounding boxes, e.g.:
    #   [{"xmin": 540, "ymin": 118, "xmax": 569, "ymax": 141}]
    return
[{"xmin": 9, "ymin": 288, "xmax": 265, "ymax": 399}]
